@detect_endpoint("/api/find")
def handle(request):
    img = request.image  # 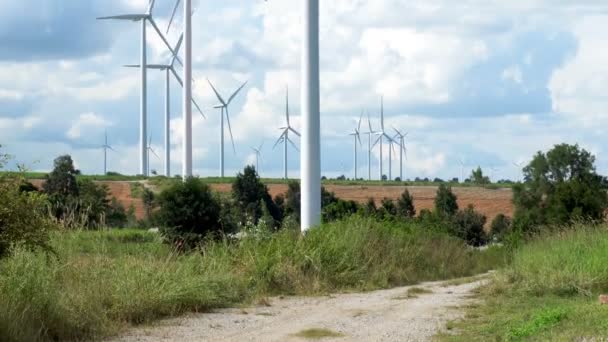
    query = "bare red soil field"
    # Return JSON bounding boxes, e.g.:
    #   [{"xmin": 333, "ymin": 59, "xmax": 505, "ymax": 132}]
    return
[
  {"xmin": 210, "ymin": 184, "xmax": 514, "ymax": 225},
  {"xmin": 30, "ymin": 179, "xmax": 513, "ymax": 224}
]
